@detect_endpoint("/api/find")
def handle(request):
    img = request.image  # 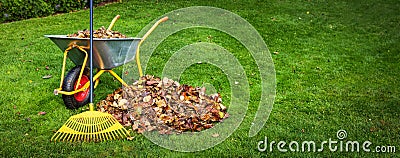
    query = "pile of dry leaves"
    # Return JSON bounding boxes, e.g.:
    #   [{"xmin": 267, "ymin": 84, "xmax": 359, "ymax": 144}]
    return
[
  {"xmin": 96, "ymin": 75, "xmax": 229, "ymax": 134},
  {"xmin": 68, "ymin": 26, "xmax": 127, "ymax": 38}
]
